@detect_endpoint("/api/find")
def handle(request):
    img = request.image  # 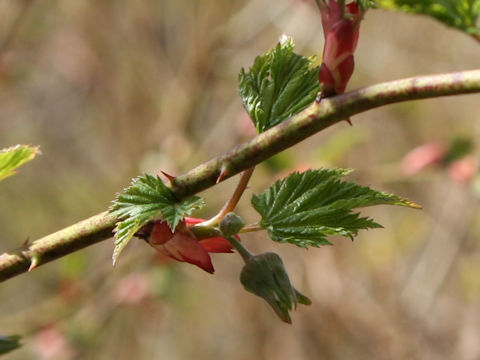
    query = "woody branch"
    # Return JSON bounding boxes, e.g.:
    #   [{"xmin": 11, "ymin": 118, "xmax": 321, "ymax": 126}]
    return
[{"xmin": 1, "ymin": 69, "xmax": 479, "ymax": 282}]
